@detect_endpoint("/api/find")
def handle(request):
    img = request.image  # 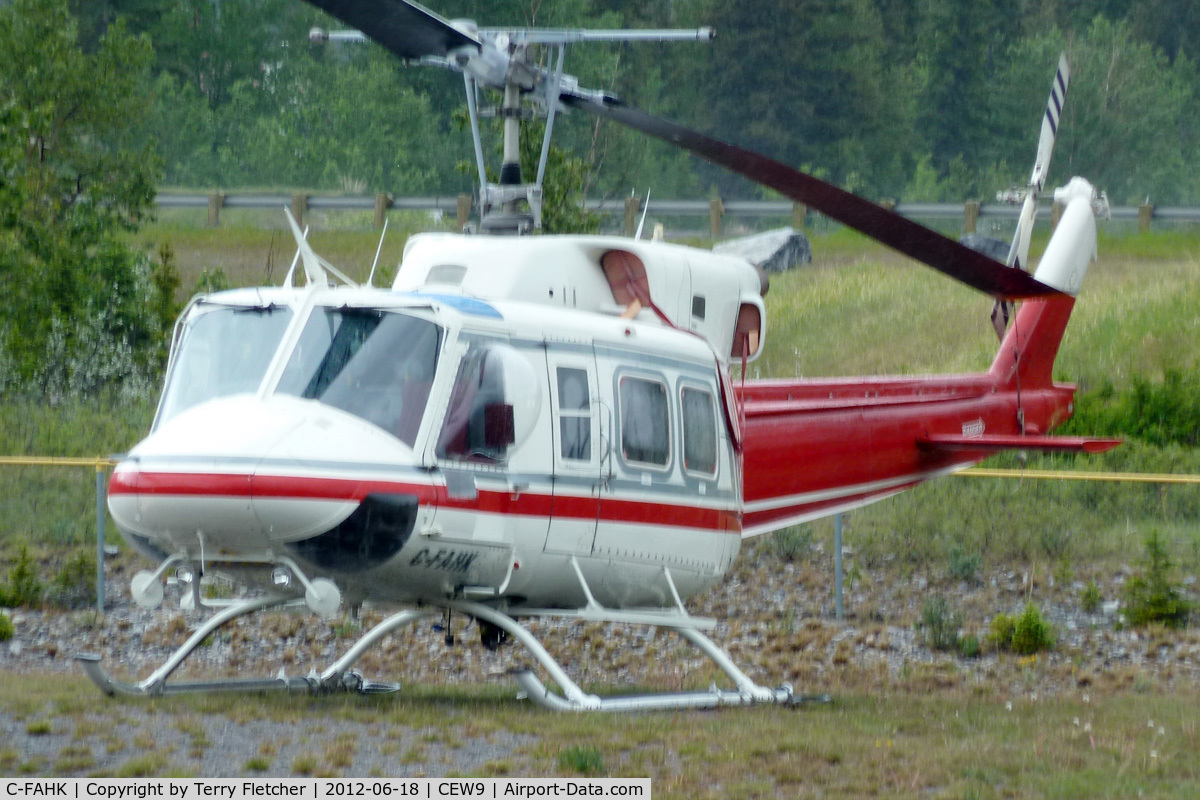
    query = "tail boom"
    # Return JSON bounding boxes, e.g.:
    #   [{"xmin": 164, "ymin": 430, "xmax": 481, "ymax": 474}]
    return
[{"xmin": 738, "ymin": 178, "xmax": 1109, "ymax": 537}]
